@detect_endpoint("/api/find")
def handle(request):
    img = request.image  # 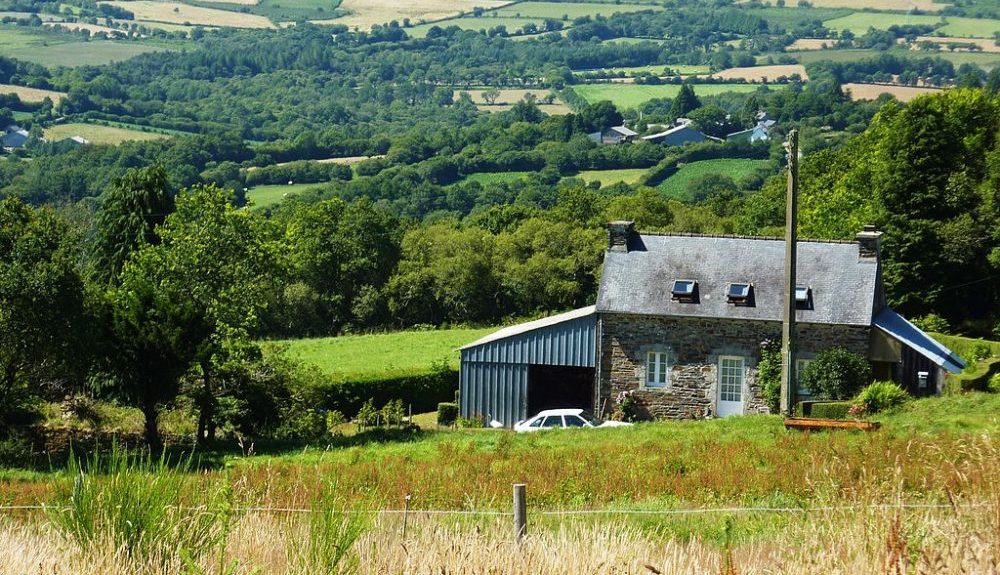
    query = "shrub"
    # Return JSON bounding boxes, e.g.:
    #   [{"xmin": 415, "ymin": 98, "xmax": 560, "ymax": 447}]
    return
[
  {"xmin": 971, "ymin": 341, "xmax": 993, "ymax": 362},
  {"xmin": 810, "ymin": 401, "xmax": 854, "ymax": 420},
  {"xmin": 355, "ymin": 399, "xmax": 378, "ymax": 429},
  {"xmin": 799, "ymin": 348, "xmax": 872, "ymax": 400},
  {"xmin": 912, "ymin": 313, "xmax": 951, "ymax": 334},
  {"xmin": 854, "ymin": 381, "xmax": 909, "ymax": 414},
  {"xmin": 988, "ymin": 373, "xmax": 1000, "ymax": 393},
  {"xmin": 437, "ymin": 402, "xmax": 458, "ymax": 426},
  {"xmin": 457, "ymin": 416, "xmax": 482, "ymax": 428},
  {"xmin": 757, "ymin": 339, "xmax": 781, "ymax": 413},
  {"xmin": 380, "ymin": 399, "xmax": 405, "ymax": 427}
]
